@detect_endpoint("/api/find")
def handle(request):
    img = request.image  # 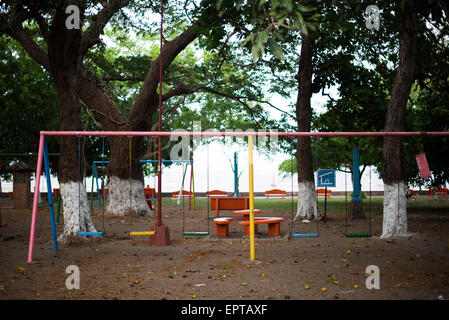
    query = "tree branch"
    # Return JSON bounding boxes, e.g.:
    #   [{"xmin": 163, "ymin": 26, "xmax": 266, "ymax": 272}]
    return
[
  {"xmin": 77, "ymin": 65, "xmax": 128, "ymax": 129},
  {"xmin": 79, "ymin": 0, "xmax": 130, "ymax": 56},
  {"xmin": 1, "ymin": 9, "xmax": 50, "ymax": 70},
  {"xmin": 129, "ymin": 23, "xmax": 200, "ymax": 127}
]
